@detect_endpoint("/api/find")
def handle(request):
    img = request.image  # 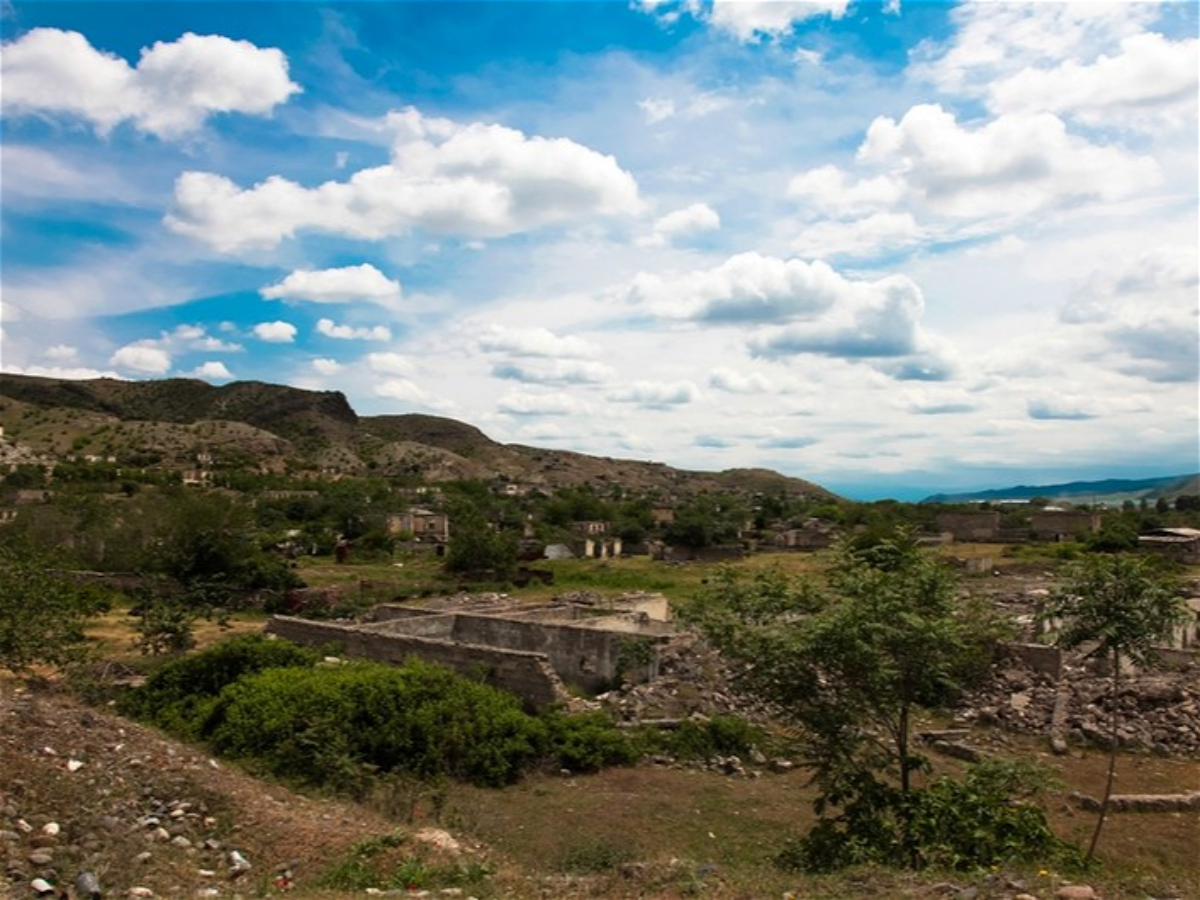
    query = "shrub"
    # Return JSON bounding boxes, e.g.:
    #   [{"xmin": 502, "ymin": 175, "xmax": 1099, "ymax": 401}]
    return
[
  {"xmin": 653, "ymin": 714, "xmax": 763, "ymax": 761},
  {"xmin": 776, "ymin": 759, "xmax": 1077, "ymax": 873},
  {"xmin": 544, "ymin": 711, "xmax": 639, "ymax": 773},
  {"xmin": 202, "ymin": 658, "xmax": 546, "ymax": 789},
  {"xmin": 120, "ymin": 634, "xmax": 319, "ymax": 738}
]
